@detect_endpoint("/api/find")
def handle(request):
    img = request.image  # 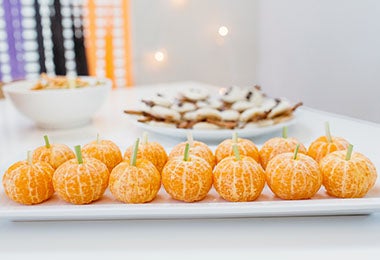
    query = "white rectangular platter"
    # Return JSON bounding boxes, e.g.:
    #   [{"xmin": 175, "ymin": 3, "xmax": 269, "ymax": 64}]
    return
[{"xmin": 1, "ymin": 184, "xmax": 380, "ymax": 221}]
